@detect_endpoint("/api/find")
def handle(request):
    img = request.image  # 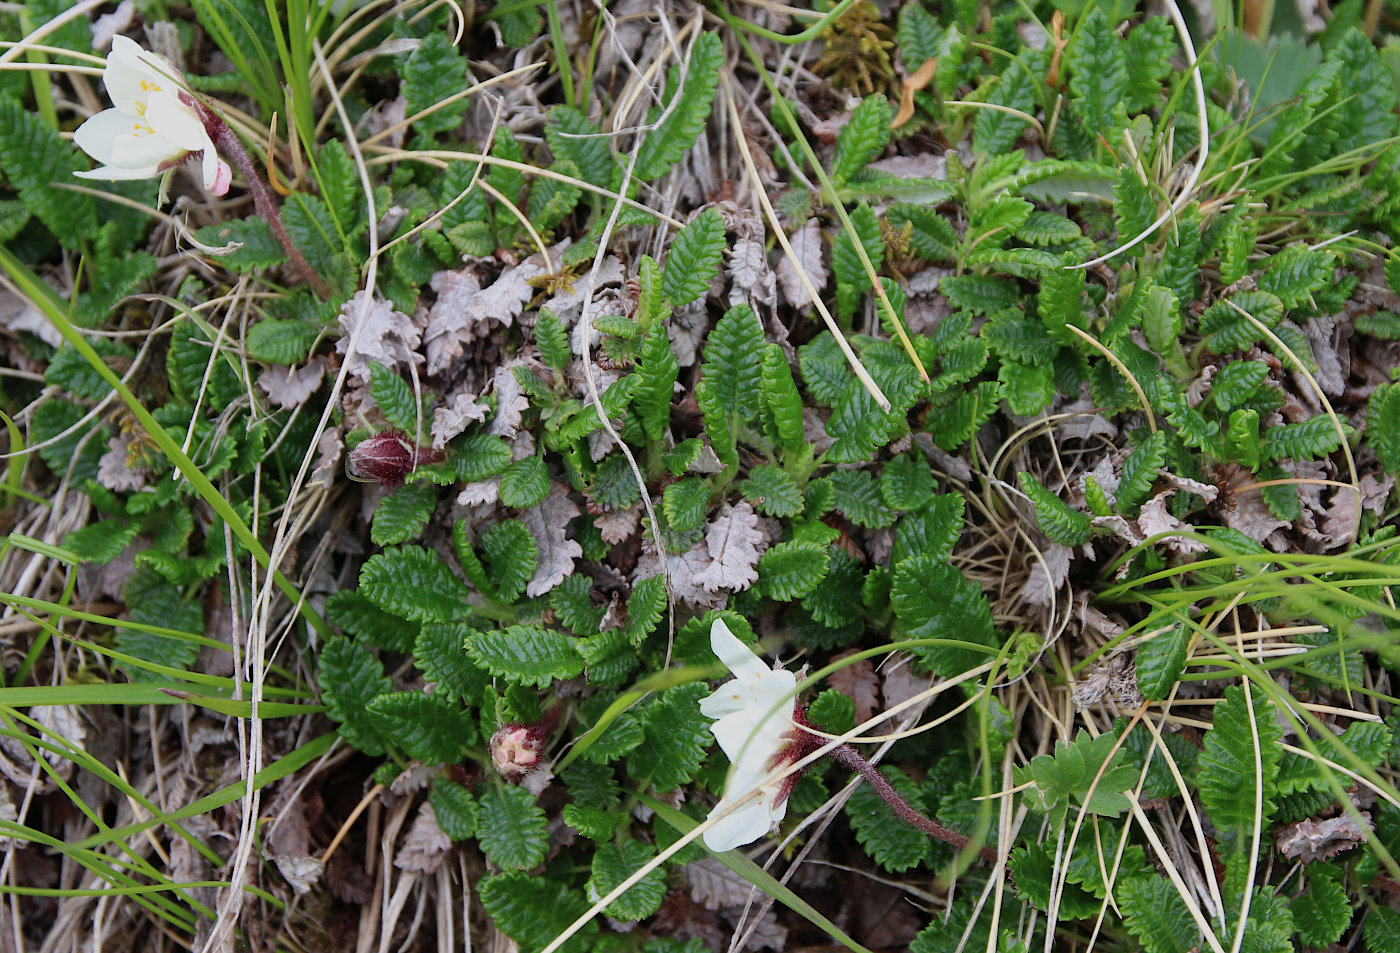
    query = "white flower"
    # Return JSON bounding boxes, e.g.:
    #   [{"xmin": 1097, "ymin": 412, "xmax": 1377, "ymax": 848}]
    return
[
  {"xmin": 699, "ymin": 618, "xmax": 801, "ymax": 852},
  {"xmin": 73, "ymin": 35, "xmax": 231, "ymax": 194}
]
